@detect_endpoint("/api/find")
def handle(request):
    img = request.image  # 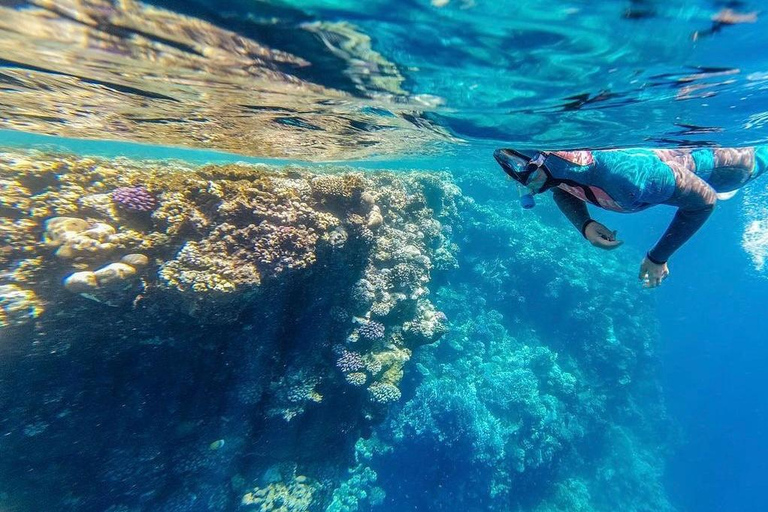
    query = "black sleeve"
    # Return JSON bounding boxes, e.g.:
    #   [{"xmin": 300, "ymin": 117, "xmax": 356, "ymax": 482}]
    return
[
  {"xmin": 648, "ymin": 171, "xmax": 717, "ymax": 264},
  {"xmin": 552, "ymin": 188, "xmax": 592, "ymax": 237}
]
